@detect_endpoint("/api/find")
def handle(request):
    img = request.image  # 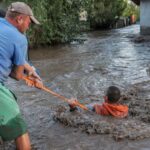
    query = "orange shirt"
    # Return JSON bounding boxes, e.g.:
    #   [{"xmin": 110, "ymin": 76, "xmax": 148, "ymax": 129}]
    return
[{"xmin": 94, "ymin": 102, "xmax": 128, "ymax": 118}]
